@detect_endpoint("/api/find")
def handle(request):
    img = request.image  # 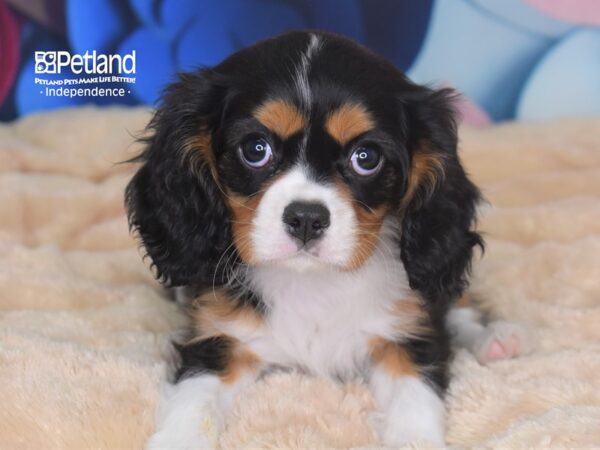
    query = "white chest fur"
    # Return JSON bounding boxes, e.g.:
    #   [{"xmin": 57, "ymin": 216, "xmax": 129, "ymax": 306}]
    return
[{"xmin": 239, "ymin": 242, "xmax": 412, "ymax": 379}]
